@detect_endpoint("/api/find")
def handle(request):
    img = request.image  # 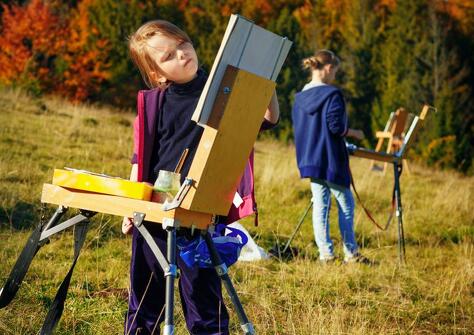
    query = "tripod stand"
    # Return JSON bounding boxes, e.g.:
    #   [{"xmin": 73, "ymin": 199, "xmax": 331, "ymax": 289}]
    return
[
  {"xmin": 0, "ymin": 196, "xmax": 254, "ymax": 335},
  {"xmin": 269, "ymin": 201, "xmax": 312, "ymax": 259},
  {"xmin": 349, "ymin": 104, "xmax": 432, "ymax": 263}
]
